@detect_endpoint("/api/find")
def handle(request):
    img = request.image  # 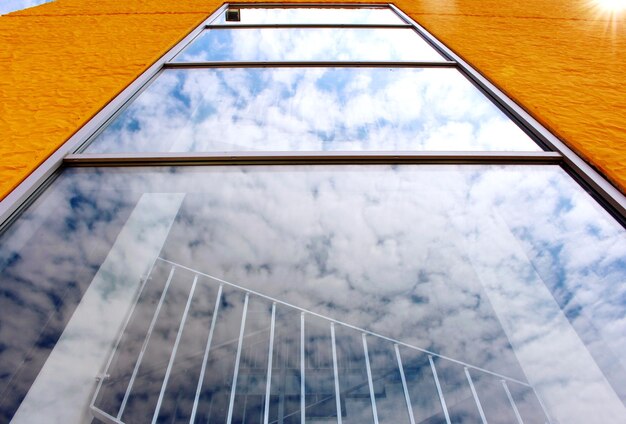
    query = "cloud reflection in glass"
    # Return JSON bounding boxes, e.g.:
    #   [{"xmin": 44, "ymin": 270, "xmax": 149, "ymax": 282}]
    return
[
  {"xmin": 173, "ymin": 28, "xmax": 444, "ymax": 63},
  {"xmin": 0, "ymin": 165, "xmax": 624, "ymax": 423},
  {"xmin": 85, "ymin": 68, "xmax": 539, "ymax": 153}
]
